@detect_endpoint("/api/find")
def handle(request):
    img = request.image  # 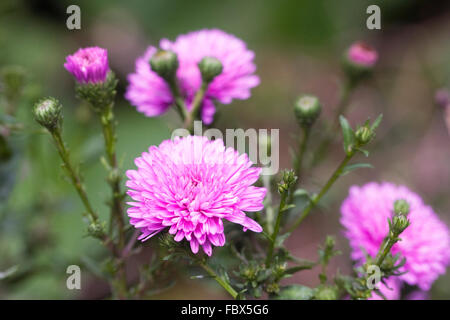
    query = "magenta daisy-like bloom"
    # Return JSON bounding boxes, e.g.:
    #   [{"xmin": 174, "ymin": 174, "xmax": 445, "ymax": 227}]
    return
[
  {"xmin": 64, "ymin": 47, "xmax": 109, "ymax": 84},
  {"xmin": 347, "ymin": 42, "xmax": 378, "ymax": 68},
  {"xmin": 341, "ymin": 182, "xmax": 450, "ymax": 291},
  {"xmin": 125, "ymin": 29, "xmax": 260, "ymax": 124},
  {"xmin": 125, "ymin": 135, "xmax": 266, "ymax": 256}
]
